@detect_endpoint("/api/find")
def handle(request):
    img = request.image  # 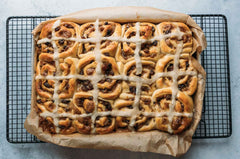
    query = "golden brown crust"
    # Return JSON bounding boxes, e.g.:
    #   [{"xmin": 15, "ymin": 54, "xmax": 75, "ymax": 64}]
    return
[
  {"xmin": 95, "ymin": 116, "xmax": 116, "ymax": 134},
  {"xmin": 78, "ymin": 21, "xmax": 121, "ymax": 58},
  {"xmin": 58, "ymin": 117, "xmax": 76, "ymax": 134},
  {"xmin": 115, "ymin": 23, "xmax": 136, "ymax": 63},
  {"xmin": 134, "ymin": 115, "xmax": 155, "ymax": 132},
  {"xmin": 36, "ymin": 61, "xmax": 56, "ymax": 76},
  {"xmin": 72, "ymin": 92, "xmax": 94, "ymax": 114},
  {"xmin": 58, "ymin": 79, "xmax": 76, "ymax": 99},
  {"xmin": 38, "ymin": 21, "xmax": 80, "ymax": 59},
  {"xmin": 156, "ymin": 54, "xmax": 198, "ymax": 95},
  {"xmin": 36, "ymin": 98, "xmax": 56, "ymax": 113},
  {"xmin": 36, "ymin": 79, "xmax": 55, "ymax": 98},
  {"xmin": 38, "ymin": 117, "xmax": 56, "ymax": 134},
  {"xmin": 123, "ymin": 60, "xmax": 156, "ymax": 79},
  {"xmin": 34, "ymin": 20, "xmax": 198, "ymax": 135},
  {"xmin": 116, "ymin": 22, "xmax": 160, "ymax": 63},
  {"xmin": 73, "ymin": 117, "xmax": 92, "ymax": 134},
  {"xmin": 98, "ymin": 79, "xmax": 122, "ymax": 100},
  {"xmin": 116, "ymin": 116, "xmax": 130, "ymax": 129},
  {"xmin": 59, "ymin": 57, "xmax": 77, "ymax": 76},
  {"xmin": 158, "ymin": 22, "xmax": 193, "ymax": 54}
]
